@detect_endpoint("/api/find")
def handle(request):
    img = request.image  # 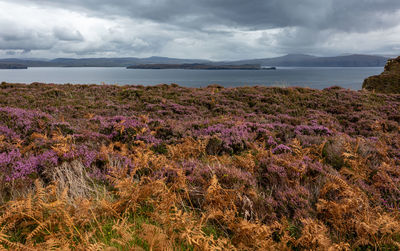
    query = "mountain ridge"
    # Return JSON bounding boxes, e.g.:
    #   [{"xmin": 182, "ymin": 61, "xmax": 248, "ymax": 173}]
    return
[
  {"xmin": 225, "ymin": 54, "xmax": 388, "ymax": 67},
  {"xmin": 0, "ymin": 54, "xmax": 388, "ymax": 68}
]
